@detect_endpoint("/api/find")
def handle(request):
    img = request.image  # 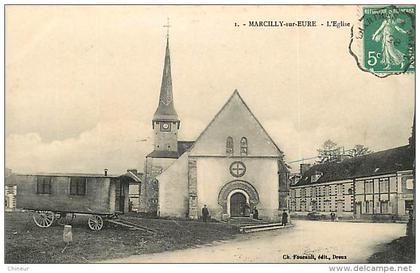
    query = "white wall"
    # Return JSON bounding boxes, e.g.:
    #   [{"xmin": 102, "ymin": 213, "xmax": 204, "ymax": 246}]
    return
[
  {"xmin": 195, "ymin": 157, "xmax": 279, "ymax": 221},
  {"xmin": 158, "ymin": 153, "xmax": 189, "ymax": 218}
]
